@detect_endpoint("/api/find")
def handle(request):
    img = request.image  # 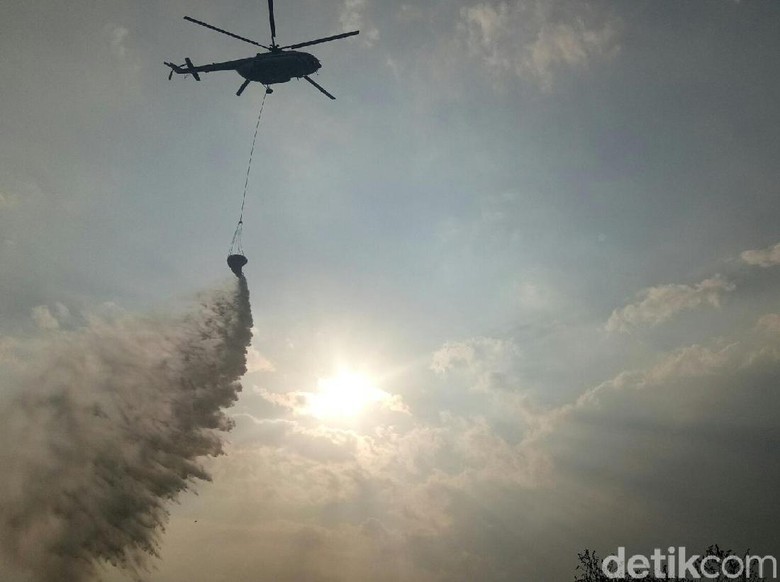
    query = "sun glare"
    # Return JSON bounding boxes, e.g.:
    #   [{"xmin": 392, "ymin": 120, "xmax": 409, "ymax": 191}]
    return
[{"xmin": 304, "ymin": 372, "xmax": 388, "ymax": 420}]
